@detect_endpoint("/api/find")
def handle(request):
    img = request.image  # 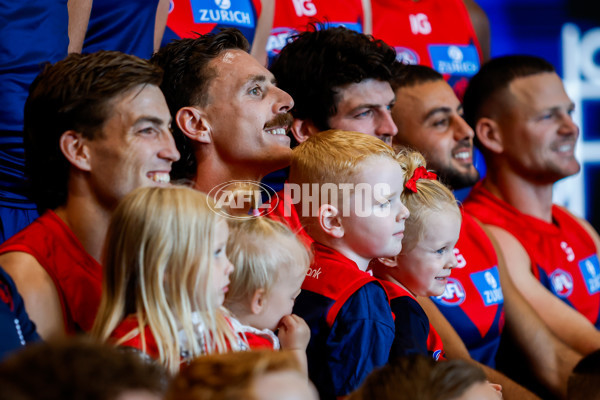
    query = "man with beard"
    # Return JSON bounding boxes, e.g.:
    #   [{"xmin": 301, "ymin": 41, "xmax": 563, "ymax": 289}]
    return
[
  {"xmin": 151, "ymin": 28, "xmax": 294, "ymax": 196},
  {"xmin": 463, "ymin": 56, "xmax": 600, "ymax": 358},
  {"xmin": 391, "ymin": 64, "xmax": 581, "ymax": 399}
]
